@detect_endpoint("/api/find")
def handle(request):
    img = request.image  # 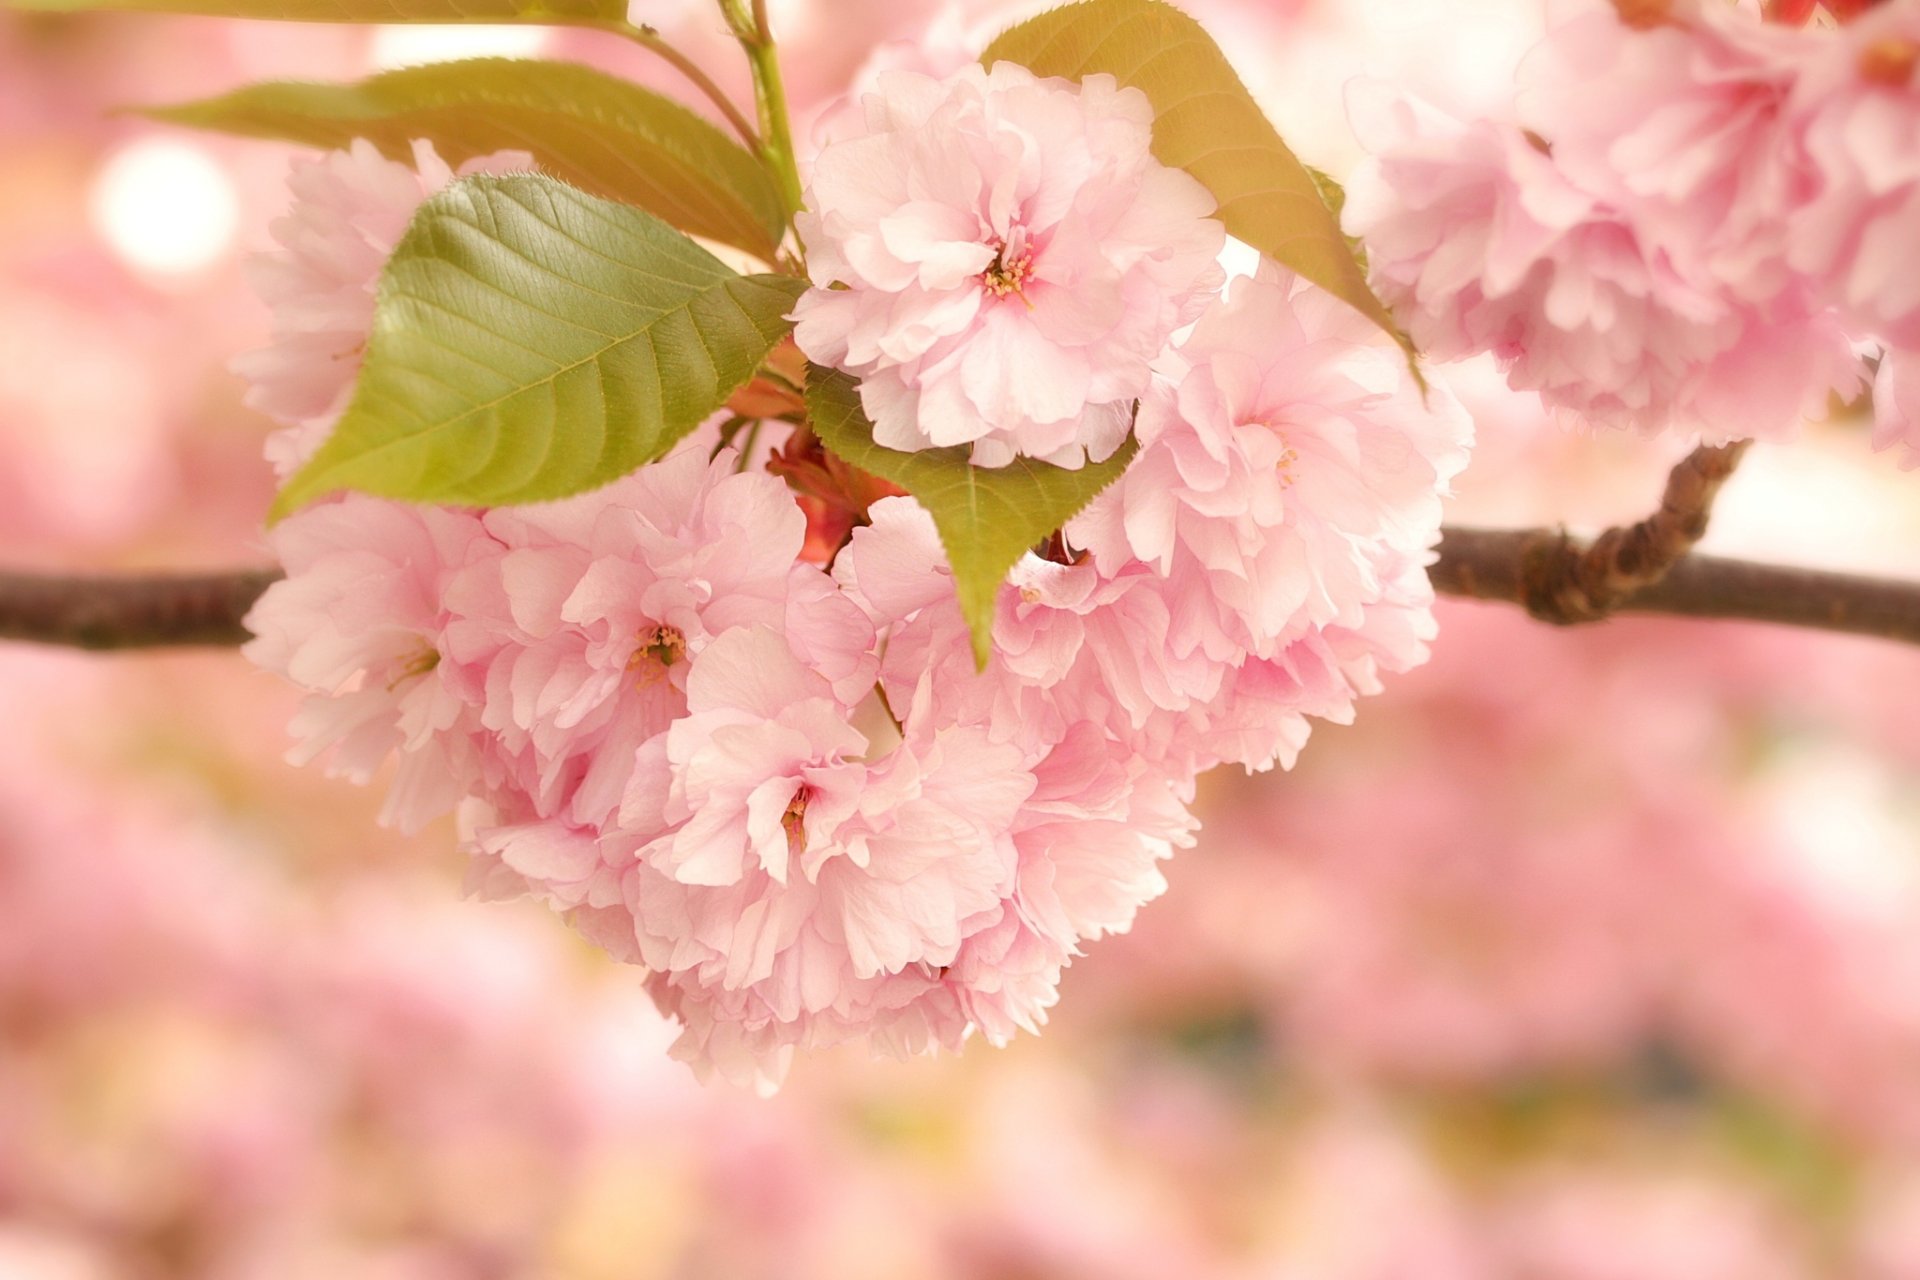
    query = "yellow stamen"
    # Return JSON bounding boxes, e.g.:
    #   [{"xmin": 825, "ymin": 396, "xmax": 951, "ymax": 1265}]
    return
[
  {"xmin": 628, "ymin": 624, "xmax": 686, "ymax": 687},
  {"xmin": 782, "ymin": 787, "xmax": 809, "ymax": 855},
  {"xmin": 1862, "ymin": 37, "xmax": 1919, "ymax": 88}
]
